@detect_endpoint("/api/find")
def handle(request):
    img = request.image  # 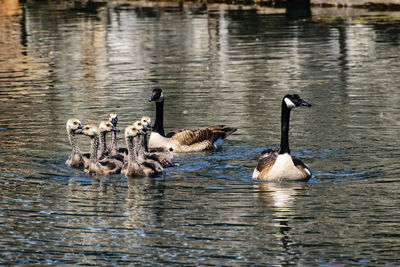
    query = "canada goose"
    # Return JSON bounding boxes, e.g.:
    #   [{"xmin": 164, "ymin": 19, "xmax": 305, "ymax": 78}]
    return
[
  {"xmin": 79, "ymin": 124, "xmax": 123, "ymax": 176},
  {"xmin": 108, "ymin": 113, "xmax": 128, "ymax": 156},
  {"xmin": 65, "ymin": 118, "xmax": 90, "ymax": 168},
  {"xmin": 138, "ymin": 116, "xmax": 174, "ymax": 167},
  {"xmin": 253, "ymin": 94, "xmax": 312, "ymax": 181},
  {"xmin": 148, "ymin": 88, "xmax": 237, "ymax": 152},
  {"xmin": 121, "ymin": 125, "xmax": 162, "ymax": 178}
]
